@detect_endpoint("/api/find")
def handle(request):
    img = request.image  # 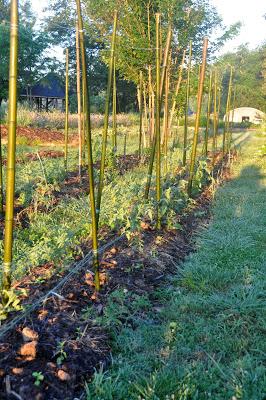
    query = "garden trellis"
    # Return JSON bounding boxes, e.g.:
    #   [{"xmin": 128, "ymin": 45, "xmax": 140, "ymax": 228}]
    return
[{"xmin": 1, "ymin": 0, "xmax": 237, "ymax": 303}]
